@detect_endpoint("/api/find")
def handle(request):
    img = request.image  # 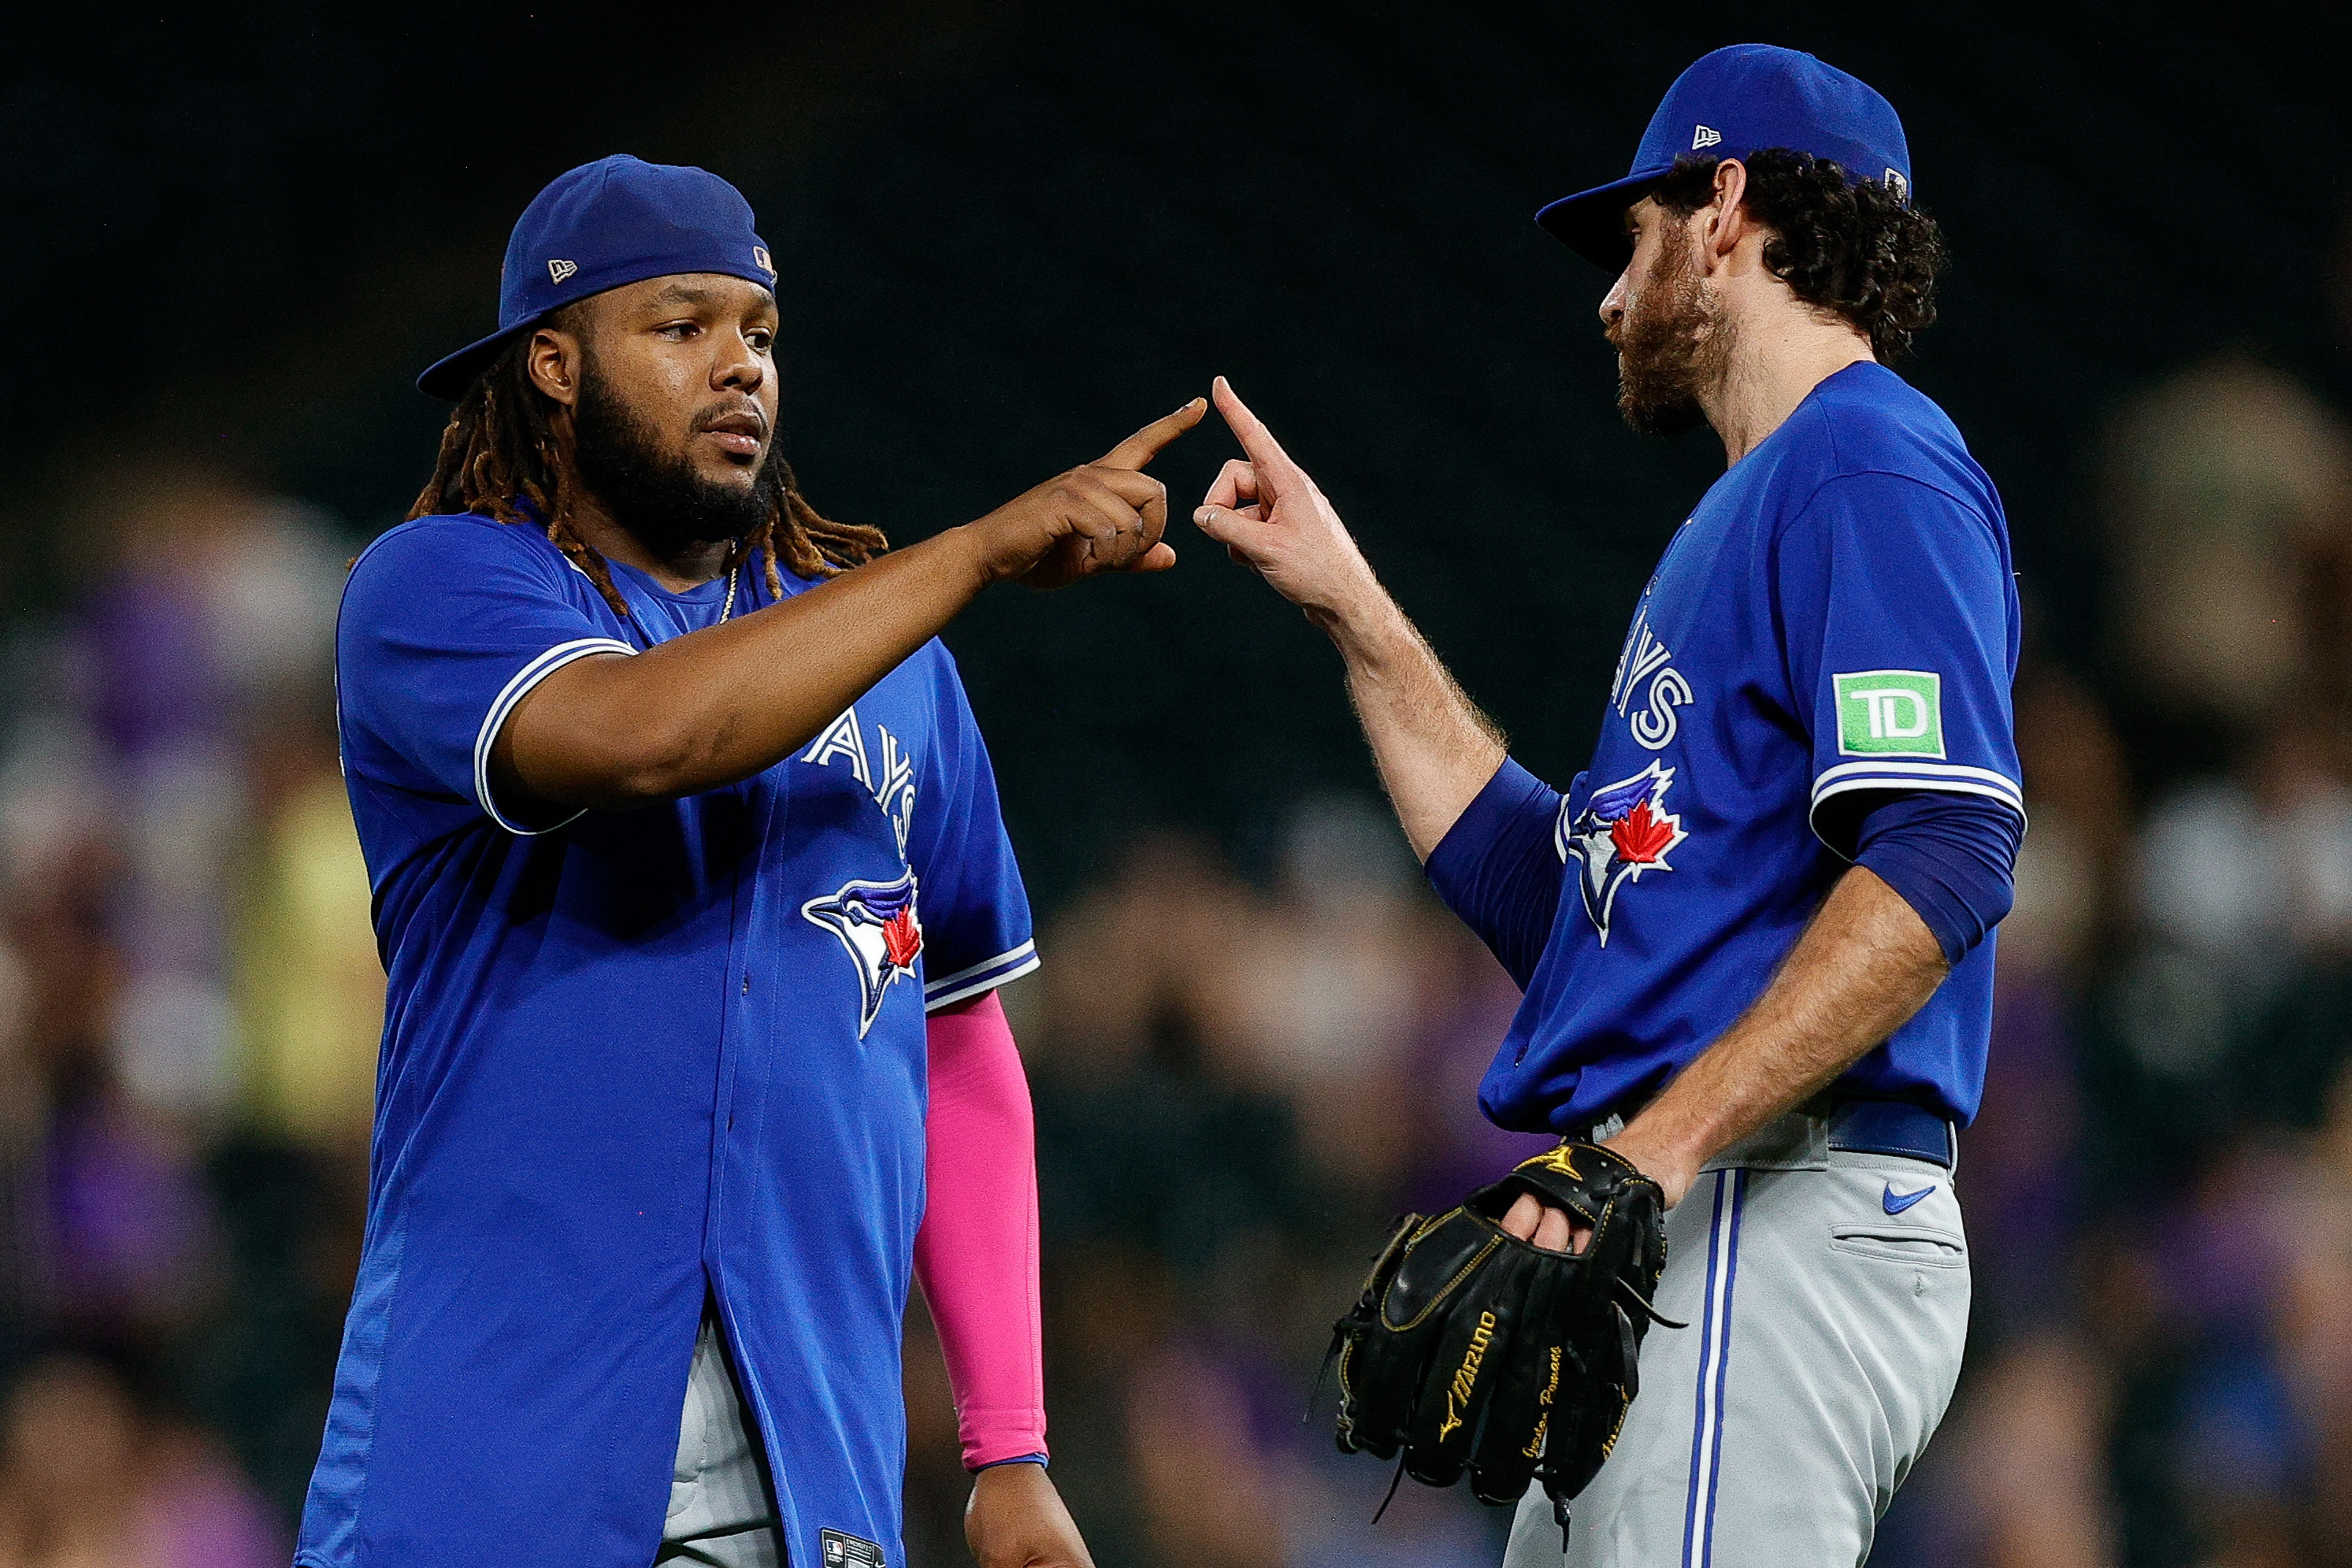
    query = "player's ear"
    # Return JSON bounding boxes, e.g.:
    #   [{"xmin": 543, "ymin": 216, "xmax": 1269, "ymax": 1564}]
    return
[
  {"xmin": 1701, "ymin": 158, "xmax": 1749, "ymax": 268},
  {"xmin": 526, "ymin": 325, "xmax": 584, "ymax": 409}
]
